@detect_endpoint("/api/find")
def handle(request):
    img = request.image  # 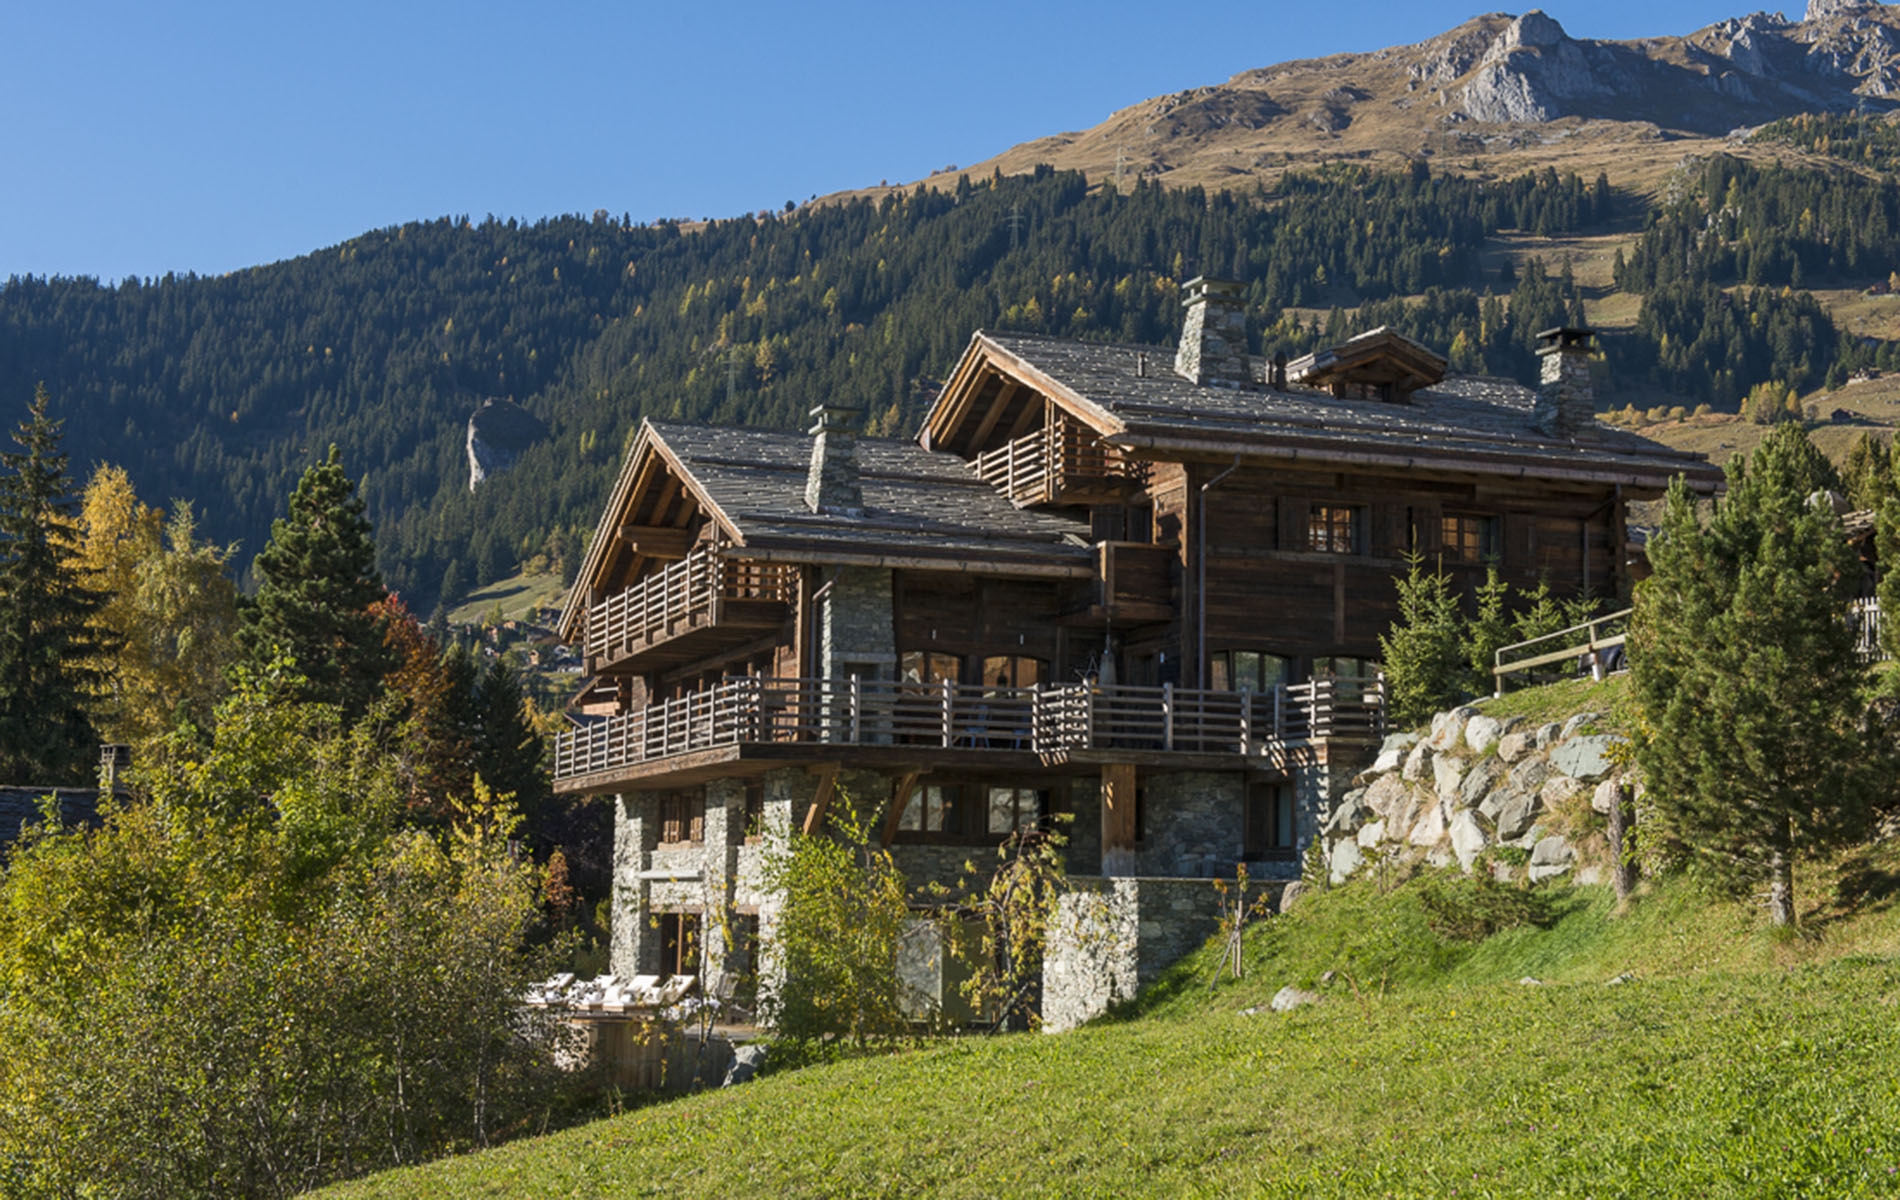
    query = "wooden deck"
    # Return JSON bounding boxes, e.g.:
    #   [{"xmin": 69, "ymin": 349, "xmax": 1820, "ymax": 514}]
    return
[
  {"xmin": 554, "ymin": 675, "xmax": 1383, "ymax": 790},
  {"xmin": 586, "ymin": 547, "xmax": 796, "ymax": 673}
]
